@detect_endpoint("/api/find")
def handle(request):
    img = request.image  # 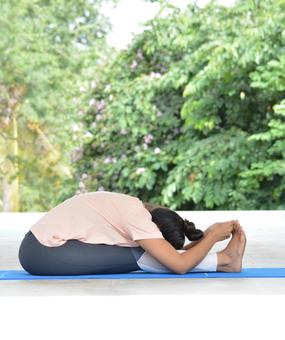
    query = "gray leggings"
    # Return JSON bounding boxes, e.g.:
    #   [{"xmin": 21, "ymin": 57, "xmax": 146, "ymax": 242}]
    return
[{"xmin": 18, "ymin": 230, "xmax": 145, "ymax": 276}]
